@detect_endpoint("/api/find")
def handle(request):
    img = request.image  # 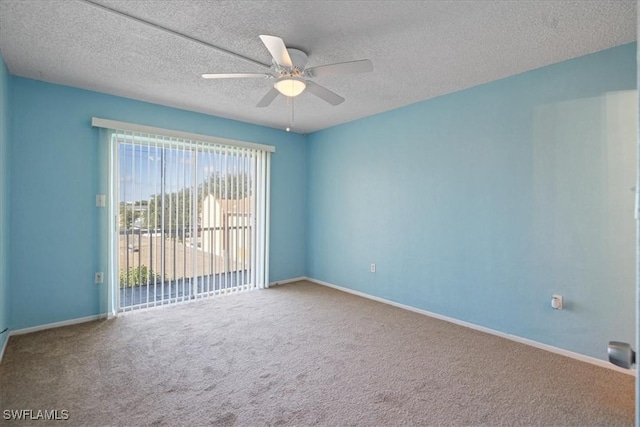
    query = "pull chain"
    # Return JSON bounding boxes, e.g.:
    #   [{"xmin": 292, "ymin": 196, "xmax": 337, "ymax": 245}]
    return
[{"xmin": 285, "ymin": 97, "xmax": 294, "ymax": 132}]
